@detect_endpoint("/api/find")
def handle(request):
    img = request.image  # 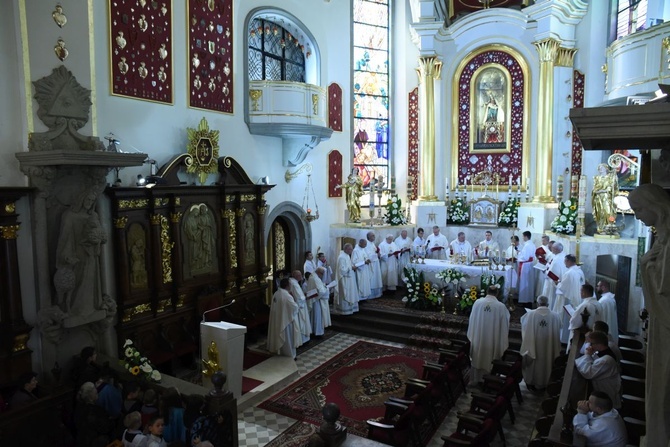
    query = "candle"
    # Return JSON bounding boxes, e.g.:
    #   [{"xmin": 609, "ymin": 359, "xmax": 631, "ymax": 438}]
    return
[
  {"xmin": 508, "ymin": 174, "xmax": 513, "ymax": 188},
  {"xmin": 557, "ymin": 174, "xmax": 564, "ymax": 202},
  {"xmin": 370, "ymin": 177, "xmax": 375, "ymax": 208},
  {"xmin": 578, "ymin": 175, "xmax": 587, "ymax": 216},
  {"xmin": 391, "ymin": 176, "xmax": 396, "ymax": 192},
  {"xmin": 571, "ymin": 175, "xmax": 578, "ymax": 199}
]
